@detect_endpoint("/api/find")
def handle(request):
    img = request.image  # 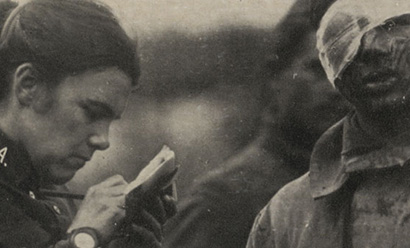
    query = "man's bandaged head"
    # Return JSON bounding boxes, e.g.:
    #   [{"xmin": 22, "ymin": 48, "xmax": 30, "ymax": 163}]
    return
[
  {"xmin": 317, "ymin": 0, "xmax": 410, "ymax": 87},
  {"xmin": 341, "ymin": 23, "xmax": 410, "ymax": 86}
]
